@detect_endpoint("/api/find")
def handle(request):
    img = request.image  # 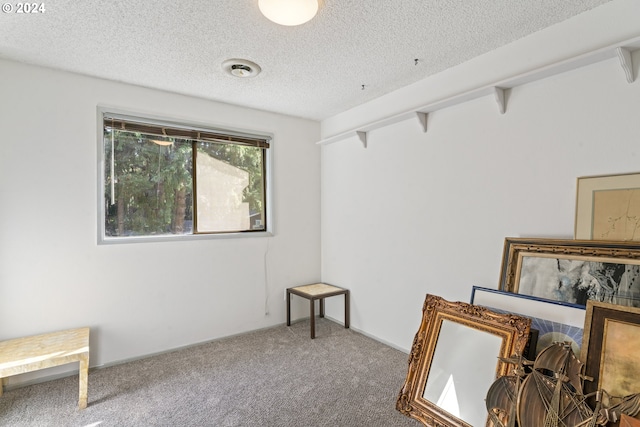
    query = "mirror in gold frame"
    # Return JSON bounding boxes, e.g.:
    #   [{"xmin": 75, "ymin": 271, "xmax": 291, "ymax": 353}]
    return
[{"xmin": 396, "ymin": 294, "xmax": 532, "ymax": 427}]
